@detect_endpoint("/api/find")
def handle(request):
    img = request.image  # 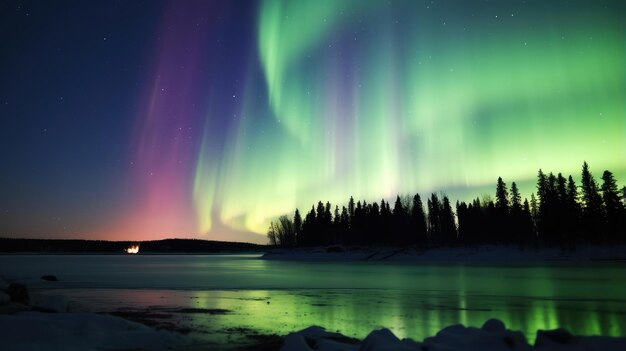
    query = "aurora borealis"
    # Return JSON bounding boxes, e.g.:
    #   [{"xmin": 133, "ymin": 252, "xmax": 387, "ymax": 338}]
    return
[{"xmin": 1, "ymin": 0, "xmax": 624, "ymax": 243}]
